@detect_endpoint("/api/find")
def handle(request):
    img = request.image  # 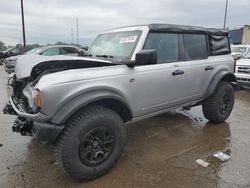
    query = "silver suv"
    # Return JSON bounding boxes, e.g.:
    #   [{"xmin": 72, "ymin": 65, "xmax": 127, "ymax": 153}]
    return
[{"xmin": 3, "ymin": 24, "xmax": 236, "ymax": 181}]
